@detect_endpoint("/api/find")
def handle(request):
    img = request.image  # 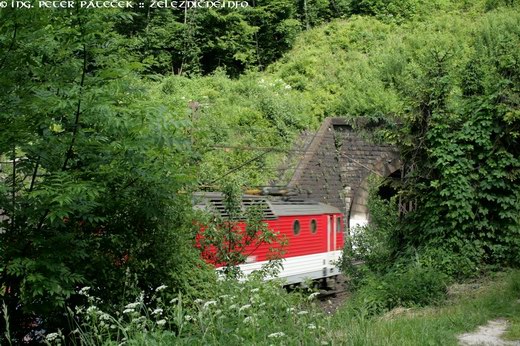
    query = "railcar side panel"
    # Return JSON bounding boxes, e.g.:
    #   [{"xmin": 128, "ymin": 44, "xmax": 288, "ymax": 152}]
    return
[
  {"xmin": 229, "ymin": 213, "xmax": 344, "ymax": 284},
  {"xmin": 194, "ymin": 192, "xmax": 345, "ymax": 284}
]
